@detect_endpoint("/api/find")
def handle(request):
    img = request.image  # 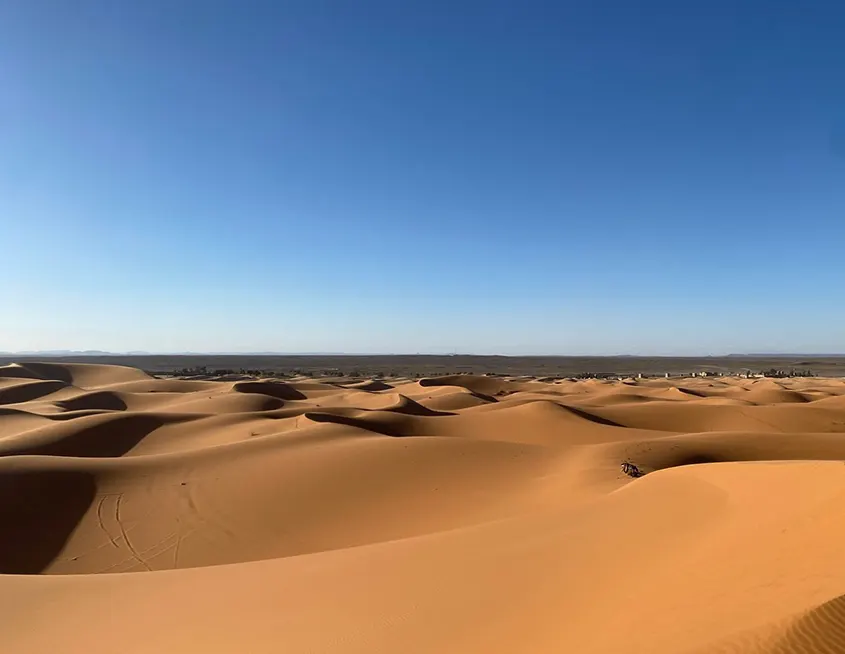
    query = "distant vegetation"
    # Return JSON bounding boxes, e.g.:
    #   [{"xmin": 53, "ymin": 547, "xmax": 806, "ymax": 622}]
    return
[
  {"xmin": 169, "ymin": 365, "xmax": 446, "ymax": 379},
  {"xmin": 3, "ymin": 353, "xmax": 840, "ymax": 379},
  {"xmin": 759, "ymin": 368, "xmax": 815, "ymax": 378},
  {"xmin": 170, "ymin": 366, "xmax": 351, "ymax": 378},
  {"xmin": 166, "ymin": 365, "xmax": 817, "ymax": 380}
]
